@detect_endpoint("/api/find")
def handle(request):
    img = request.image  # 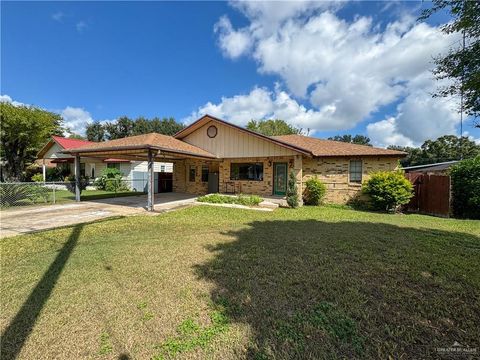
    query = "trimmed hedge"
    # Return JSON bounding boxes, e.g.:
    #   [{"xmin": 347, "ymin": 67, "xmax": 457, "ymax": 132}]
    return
[
  {"xmin": 303, "ymin": 177, "xmax": 327, "ymax": 206},
  {"xmin": 362, "ymin": 171, "xmax": 413, "ymax": 212},
  {"xmin": 197, "ymin": 194, "xmax": 263, "ymax": 207},
  {"xmin": 286, "ymin": 171, "xmax": 299, "ymax": 208},
  {"xmin": 450, "ymin": 157, "xmax": 480, "ymax": 219}
]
